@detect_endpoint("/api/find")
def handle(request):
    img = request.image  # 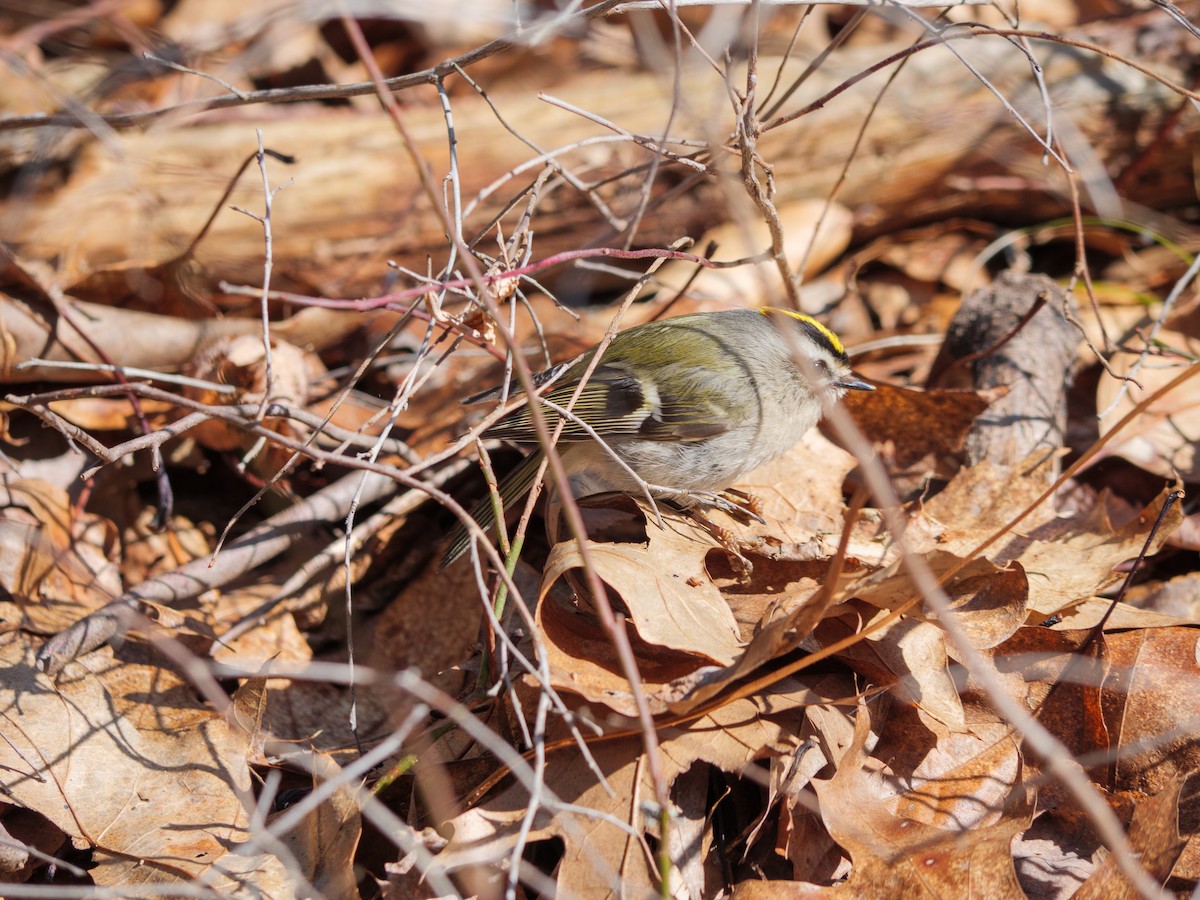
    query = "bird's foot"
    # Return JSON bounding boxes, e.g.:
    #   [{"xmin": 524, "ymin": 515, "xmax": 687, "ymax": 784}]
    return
[
  {"xmin": 718, "ymin": 487, "xmax": 765, "ymax": 523},
  {"xmin": 683, "ymin": 511, "xmax": 754, "ymax": 581}
]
